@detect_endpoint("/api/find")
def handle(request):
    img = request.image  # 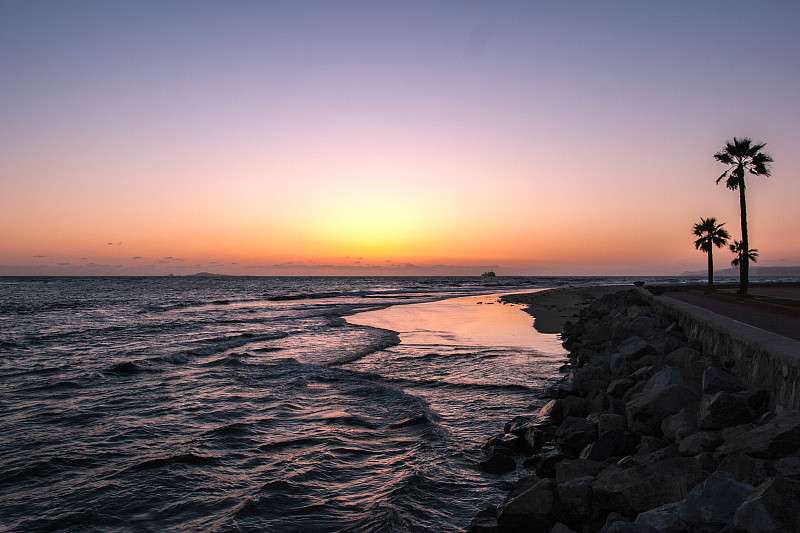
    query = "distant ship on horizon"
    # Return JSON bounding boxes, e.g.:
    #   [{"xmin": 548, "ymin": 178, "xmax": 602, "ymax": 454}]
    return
[{"xmin": 480, "ymin": 271, "xmax": 496, "ymax": 277}]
